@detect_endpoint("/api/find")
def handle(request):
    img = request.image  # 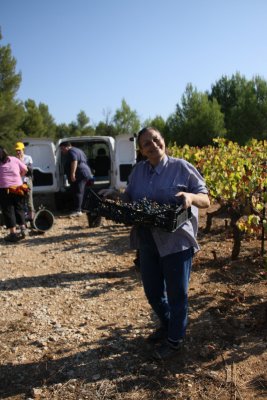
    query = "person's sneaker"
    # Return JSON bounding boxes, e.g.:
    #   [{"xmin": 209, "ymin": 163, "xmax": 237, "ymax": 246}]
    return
[
  {"xmin": 153, "ymin": 339, "xmax": 184, "ymax": 361},
  {"xmin": 147, "ymin": 326, "xmax": 168, "ymax": 342},
  {"xmin": 4, "ymin": 233, "xmax": 21, "ymax": 243},
  {"xmin": 68, "ymin": 211, "xmax": 83, "ymax": 218}
]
